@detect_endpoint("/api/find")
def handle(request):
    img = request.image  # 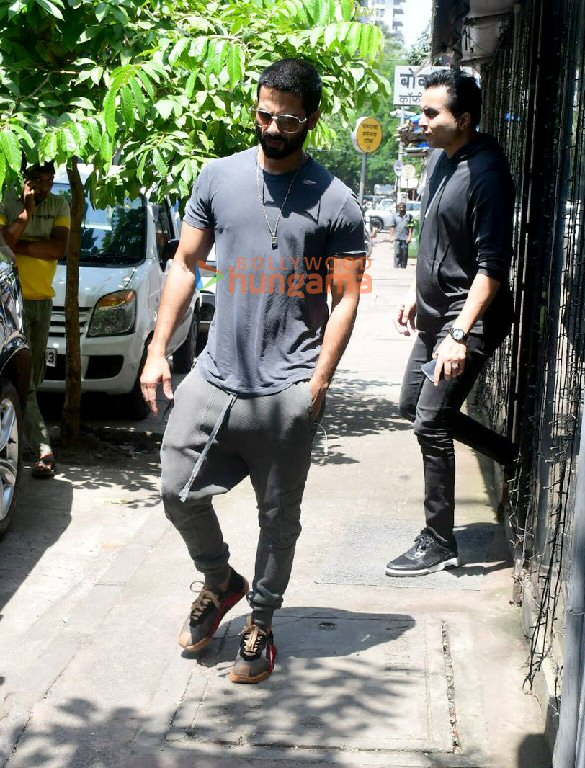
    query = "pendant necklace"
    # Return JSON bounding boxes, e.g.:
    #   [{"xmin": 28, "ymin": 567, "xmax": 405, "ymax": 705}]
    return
[{"xmin": 256, "ymin": 150, "xmax": 303, "ymax": 249}]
